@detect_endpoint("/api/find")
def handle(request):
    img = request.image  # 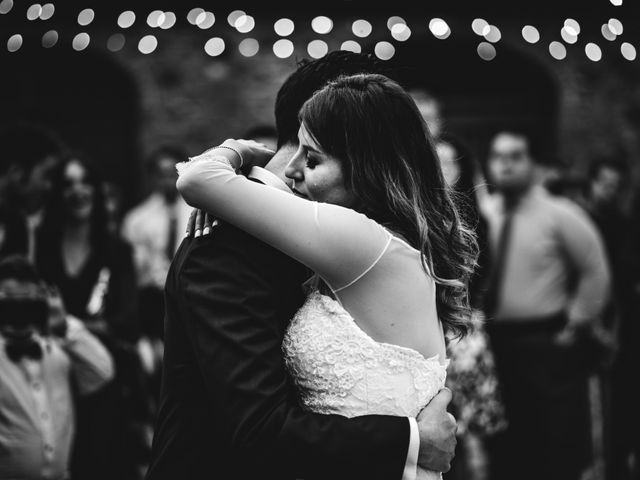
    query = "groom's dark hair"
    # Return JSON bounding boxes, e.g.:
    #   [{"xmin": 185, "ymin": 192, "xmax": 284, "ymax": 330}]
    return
[{"xmin": 274, "ymin": 51, "xmax": 395, "ymax": 149}]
